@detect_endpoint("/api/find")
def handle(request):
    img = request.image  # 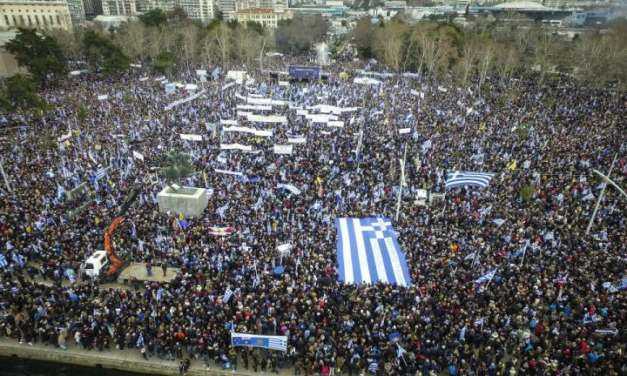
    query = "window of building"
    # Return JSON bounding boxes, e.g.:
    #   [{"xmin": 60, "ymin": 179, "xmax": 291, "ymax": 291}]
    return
[
  {"xmin": 35, "ymin": 15, "xmax": 40, "ymax": 25},
  {"xmin": 49, "ymin": 15, "xmax": 54, "ymax": 25},
  {"xmin": 4, "ymin": 15, "xmax": 9, "ymax": 25},
  {"xmin": 19, "ymin": 15, "xmax": 24, "ymax": 25},
  {"xmin": 42, "ymin": 14, "xmax": 48, "ymax": 26},
  {"xmin": 12, "ymin": 15, "xmax": 17, "ymax": 25},
  {"xmin": 57, "ymin": 15, "xmax": 61, "ymax": 24}
]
